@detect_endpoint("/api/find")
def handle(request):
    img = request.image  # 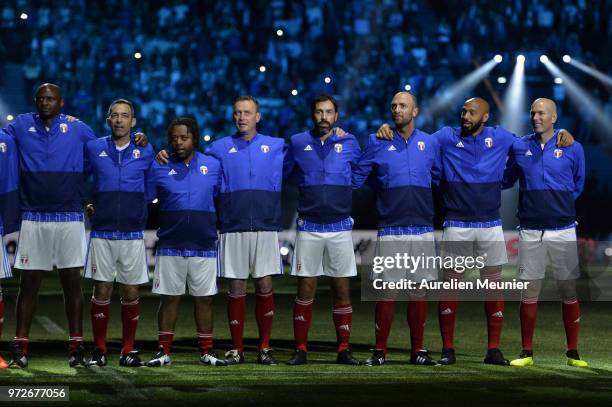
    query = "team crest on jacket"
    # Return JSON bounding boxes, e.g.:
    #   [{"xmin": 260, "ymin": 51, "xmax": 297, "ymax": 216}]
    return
[
  {"xmin": 417, "ymin": 141, "xmax": 425, "ymax": 151},
  {"xmin": 0, "ymin": 142, "xmax": 6, "ymax": 153},
  {"xmin": 60, "ymin": 123, "xmax": 68, "ymax": 133},
  {"xmin": 554, "ymin": 148, "xmax": 563, "ymax": 158},
  {"xmin": 484, "ymin": 137, "xmax": 493, "ymax": 148},
  {"xmin": 132, "ymin": 149, "xmax": 141, "ymax": 159},
  {"xmin": 334, "ymin": 143, "xmax": 343, "ymax": 153},
  {"xmin": 200, "ymin": 165, "xmax": 208, "ymax": 175},
  {"xmin": 260, "ymin": 144, "xmax": 270, "ymax": 153}
]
